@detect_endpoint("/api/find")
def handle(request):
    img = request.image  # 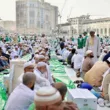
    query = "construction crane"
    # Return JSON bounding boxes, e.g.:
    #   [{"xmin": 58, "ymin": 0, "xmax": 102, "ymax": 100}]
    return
[
  {"xmin": 61, "ymin": 0, "xmax": 68, "ymax": 15},
  {"xmin": 58, "ymin": 0, "xmax": 68, "ymax": 37},
  {"xmin": 67, "ymin": 6, "xmax": 73, "ymax": 19},
  {"xmin": 58, "ymin": 0, "xmax": 68, "ymax": 24}
]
